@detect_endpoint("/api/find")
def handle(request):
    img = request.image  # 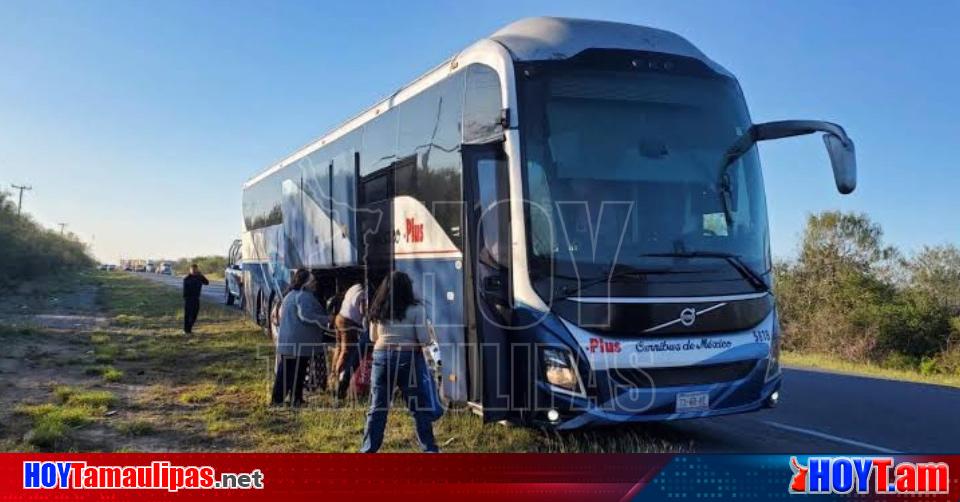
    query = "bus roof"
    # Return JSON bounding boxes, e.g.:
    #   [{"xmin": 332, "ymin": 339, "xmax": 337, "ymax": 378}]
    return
[
  {"xmin": 490, "ymin": 17, "xmax": 714, "ymax": 64},
  {"xmin": 244, "ymin": 17, "xmax": 725, "ymax": 189}
]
